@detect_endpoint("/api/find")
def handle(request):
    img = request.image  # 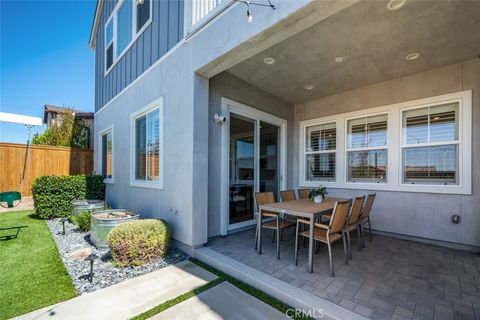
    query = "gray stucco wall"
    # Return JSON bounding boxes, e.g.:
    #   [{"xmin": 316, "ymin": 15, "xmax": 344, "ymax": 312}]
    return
[
  {"xmin": 94, "ymin": 0, "xmax": 184, "ymax": 111},
  {"xmin": 293, "ymin": 59, "xmax": 480, "ymax": 248},
  {"xmin": 207, "ymin": 72, "xmax": 294, "ymax": 237}
]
